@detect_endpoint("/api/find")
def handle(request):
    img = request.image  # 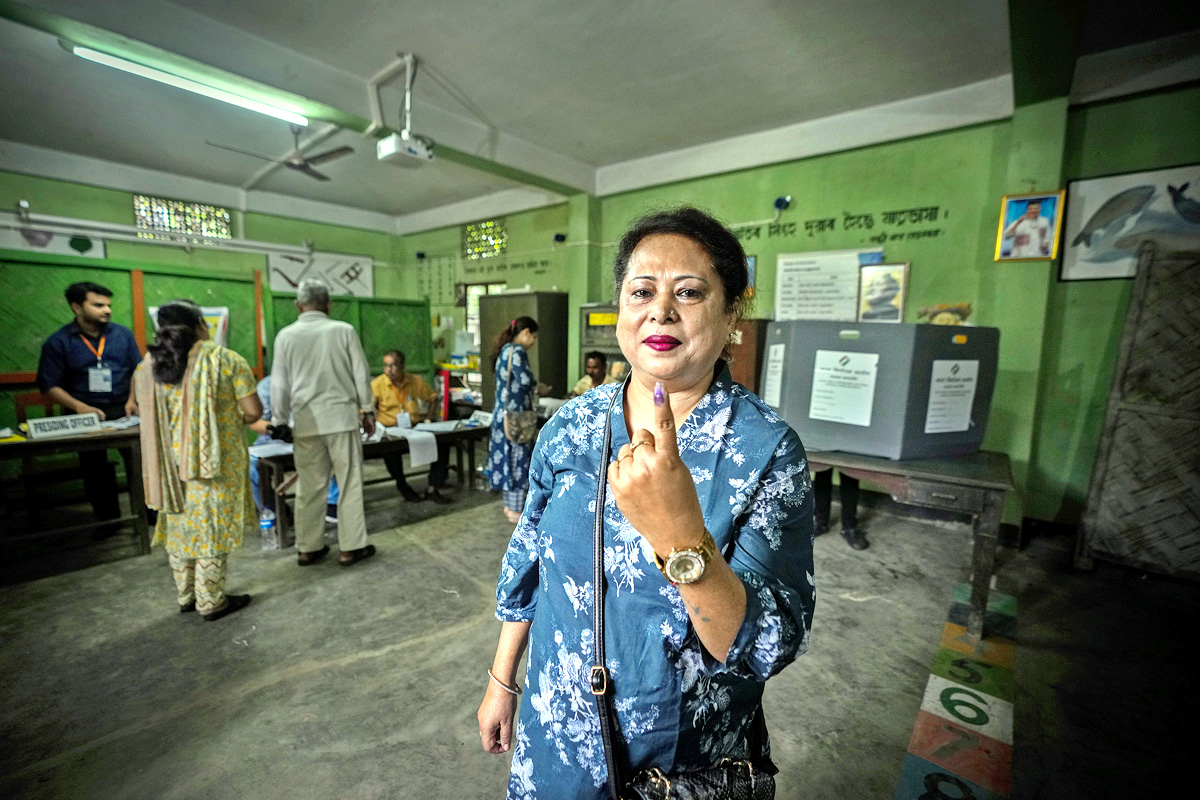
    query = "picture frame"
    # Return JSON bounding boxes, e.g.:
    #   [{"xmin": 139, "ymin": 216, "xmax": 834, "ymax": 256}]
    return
[
  {"xmin": 857, "ymin": 262, "xmax": 909, "ymax": 323},
  {"xmin": 1060, "ymin": 162, "xmax": 1200, "ymax": 281},
  {"xmin": 994, "ymin": 190, "xmax": 1065, "ymax": 261}
]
